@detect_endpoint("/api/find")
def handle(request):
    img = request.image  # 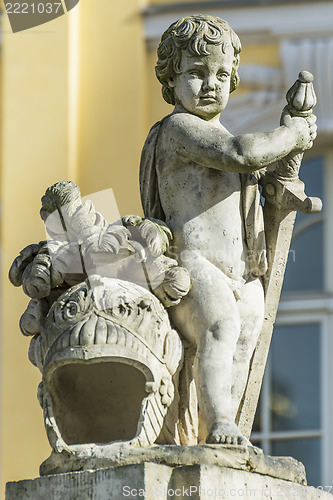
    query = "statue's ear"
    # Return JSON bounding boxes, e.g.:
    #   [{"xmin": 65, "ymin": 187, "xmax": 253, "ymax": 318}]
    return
[
  {"xmin": 230, "ymin": 71, "xmax": 240, "ymax": 94},
  {"xmin": 168, "ymin": 77, "xmax": 176, "ymax": 88},
  {"xmin": 230, "ymin": 54, "xmax": 240, "ymax": 94}
]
